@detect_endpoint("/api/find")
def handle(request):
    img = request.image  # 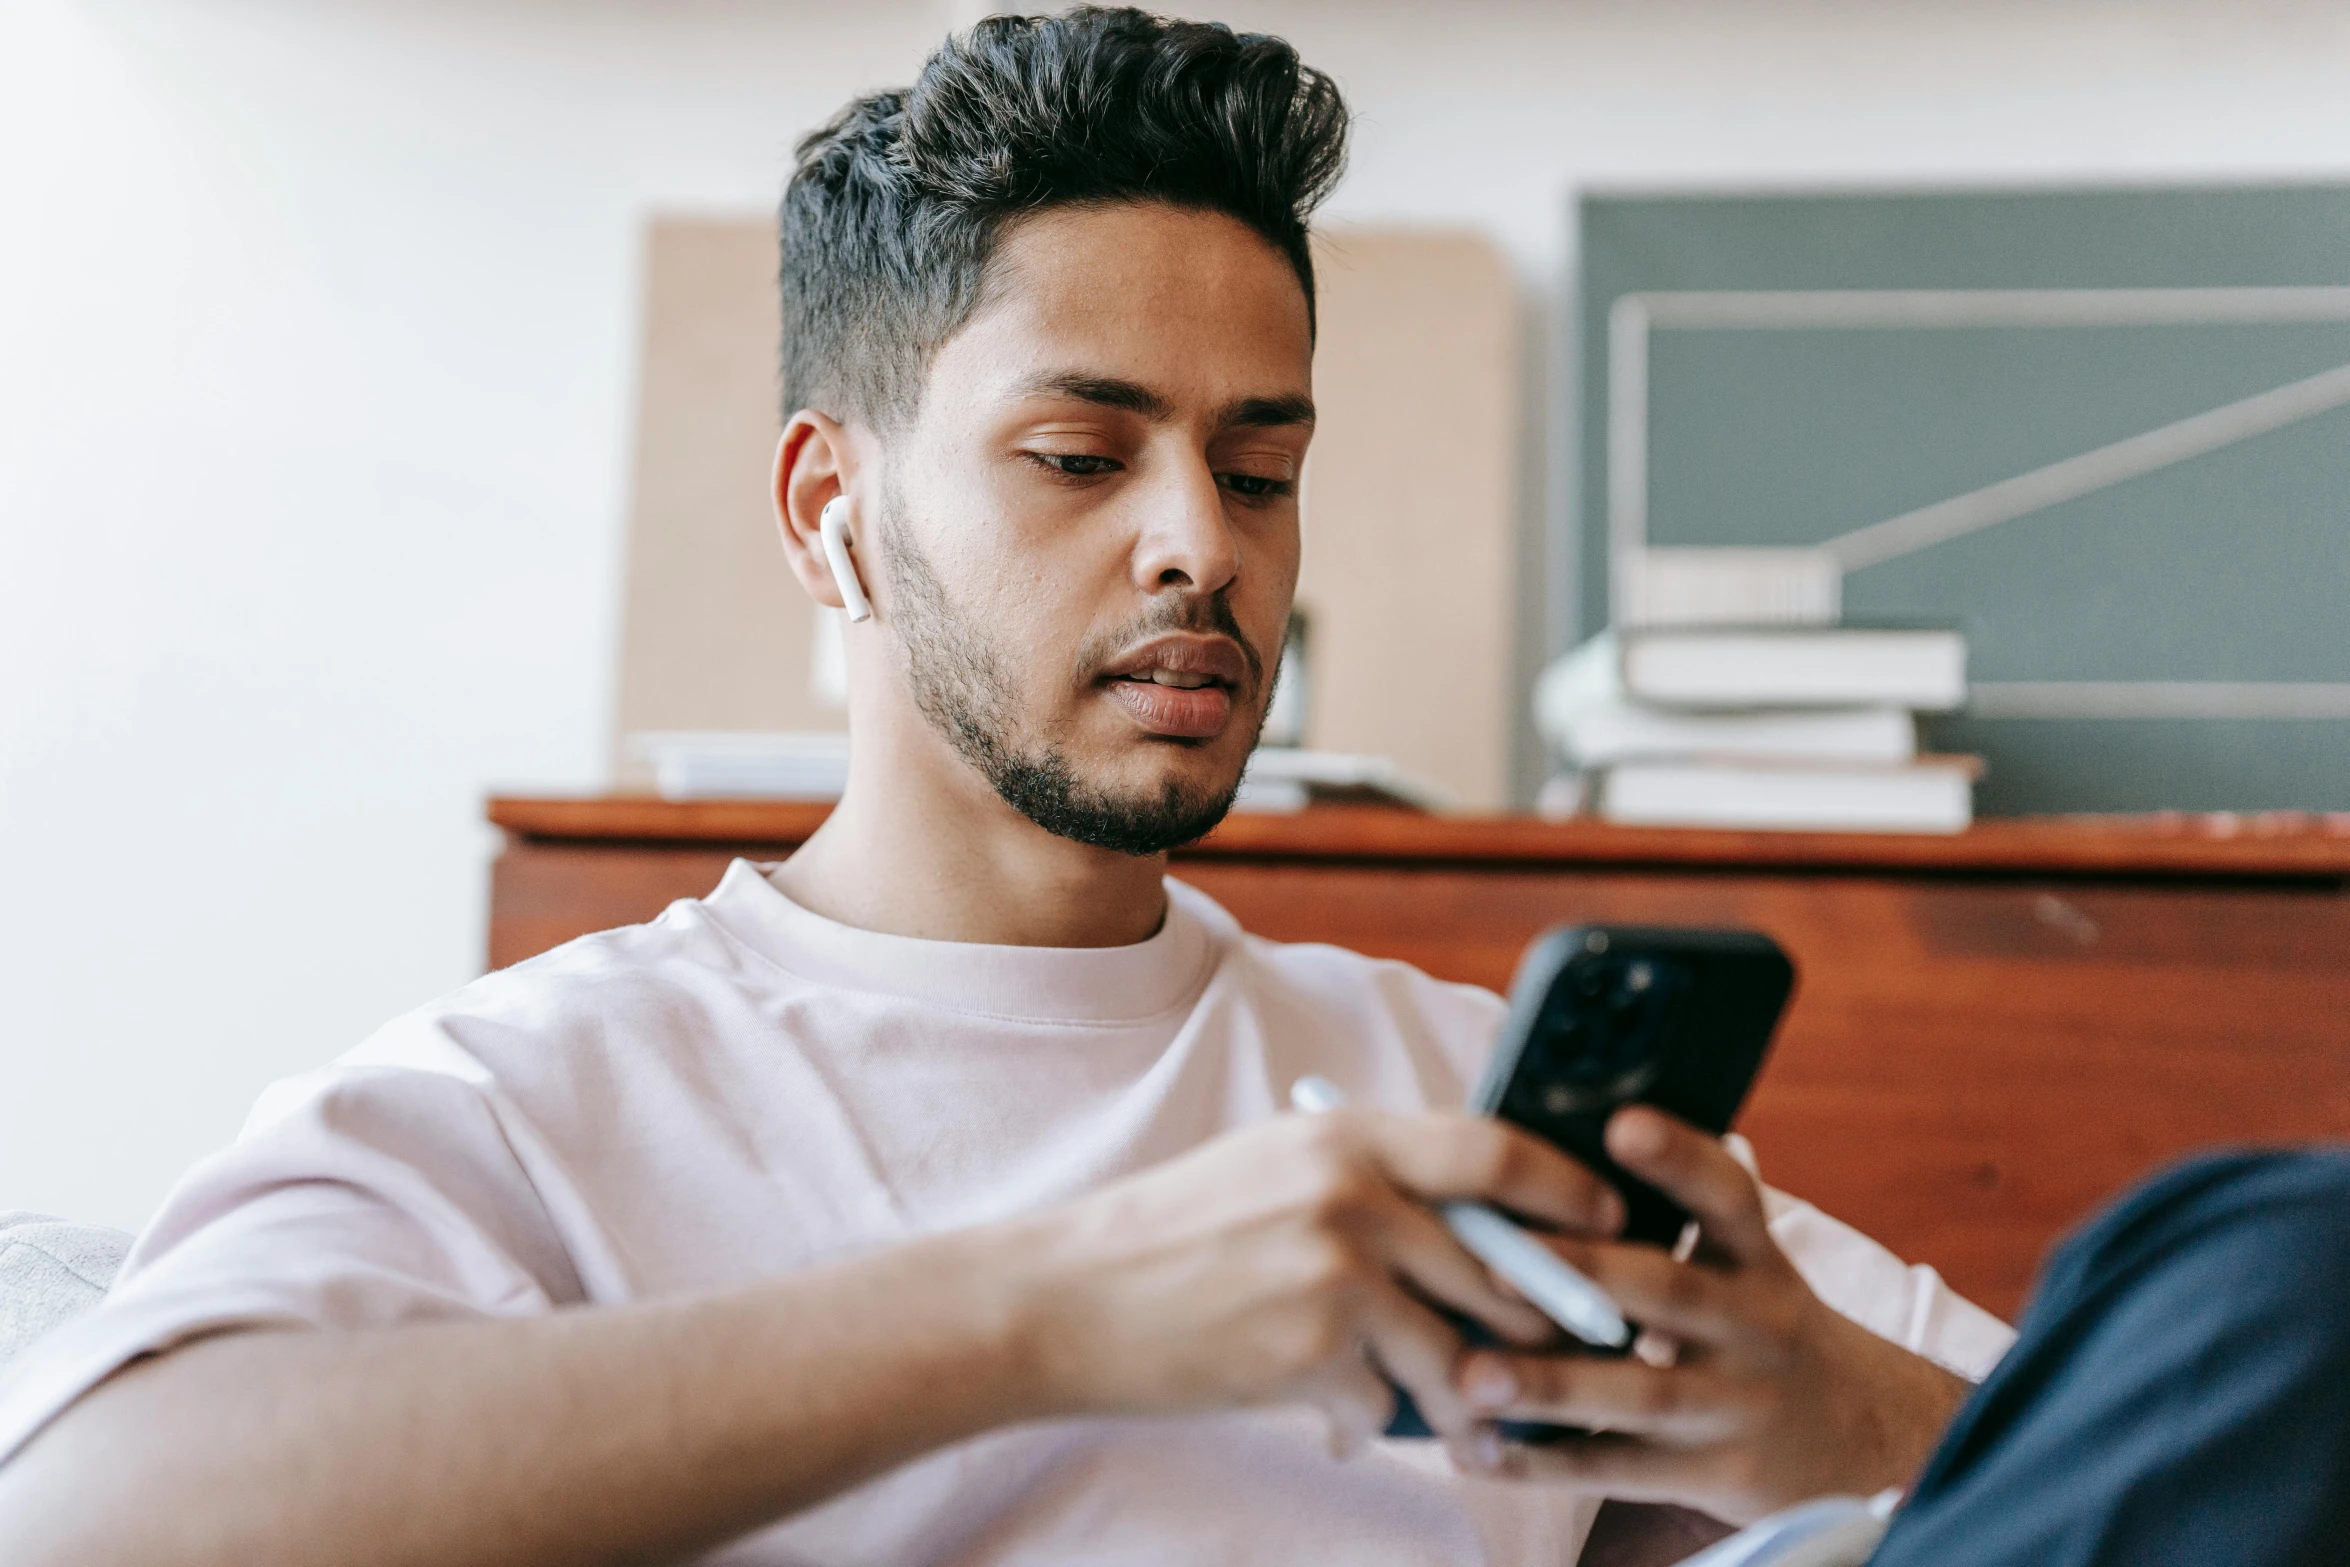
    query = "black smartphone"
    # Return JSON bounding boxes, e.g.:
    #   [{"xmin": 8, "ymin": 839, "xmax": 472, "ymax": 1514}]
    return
[
  {"xmin": 1384, "ymin": 923, "xmax": 1795, "ymax": 1441},
  {"xmin": 1475, "ymin": 924, "xmax": 1795, "ymax": 1250}
]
